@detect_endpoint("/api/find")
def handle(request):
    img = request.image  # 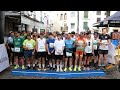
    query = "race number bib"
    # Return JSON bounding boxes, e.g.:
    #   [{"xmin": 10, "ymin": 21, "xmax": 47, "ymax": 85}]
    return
[
  {"xmin": 38, "ymin": 46, "xmax": 45, "ymax": 52},
  {"xmin": 101, "ymin": 40, "xmax": 107, "ymax": 48},
  {"xmin": 66, "ymin": 52, "xmax": 72, "ymax": 56},
  {"xmin": 11, "ymin": 48, "xmax": 14, "ymax": 52},
  {"xmin": 94, "ymin": 45, "xmax": 97, "ymax": 50},
  {"xmin": 14, "ymin": 47, "xmax": 20, "ymax": 52},
  {"xmin": 49, "ymin": 43, "xmax": 54, "ymax": 48},
  {"xmin": 26, "ymin": 43, "xmax": 32, "ymax": 49},
  {"xmin": 88, "ymin": 46, "xmax": 92, "ymax": 53}
]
